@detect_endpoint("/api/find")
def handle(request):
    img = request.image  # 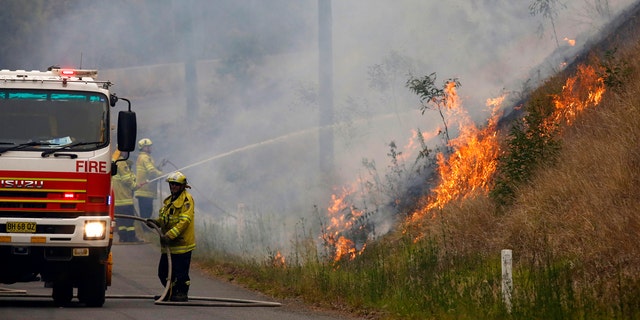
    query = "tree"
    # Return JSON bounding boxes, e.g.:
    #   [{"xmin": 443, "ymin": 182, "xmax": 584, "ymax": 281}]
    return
[
  {"xmin": 529, "ymin": 0, "xmax": 566, "ymax": 49},
  {"xmin": 406, "ymin": 73, "xmax": 461, "ymax": 147}
]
